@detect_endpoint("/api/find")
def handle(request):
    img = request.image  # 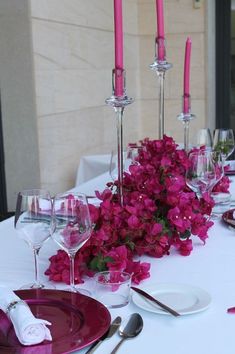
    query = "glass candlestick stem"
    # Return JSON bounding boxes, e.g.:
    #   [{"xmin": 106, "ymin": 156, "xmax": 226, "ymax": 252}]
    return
[
  {"xmin": 105, "ymin": 69, "xmax": 133, "ymax": 206},
  {"xmin": 150, "ymin": 37, "xmax": 172, "ymax": 139}
]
